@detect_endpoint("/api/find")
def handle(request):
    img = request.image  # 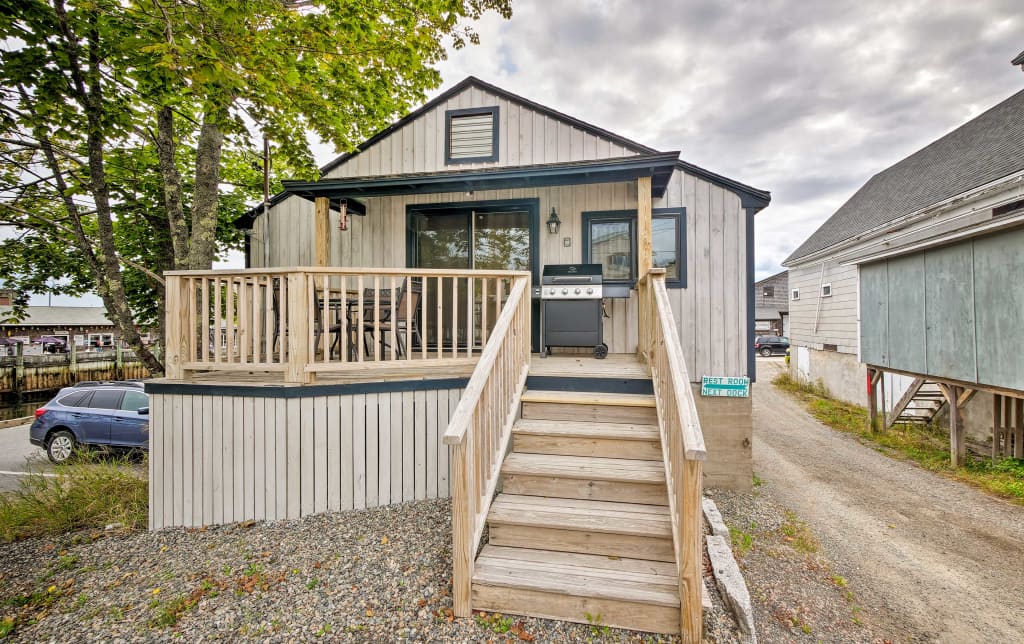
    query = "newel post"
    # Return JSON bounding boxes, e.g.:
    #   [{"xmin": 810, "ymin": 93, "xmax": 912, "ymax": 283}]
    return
[
  {"xmin": 163, "ymin": 275, "xmax": 190, "ymax": 380},
  {"xmin": 285, "ymin": 271, "xmax": 311, "ymax": 383}
]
